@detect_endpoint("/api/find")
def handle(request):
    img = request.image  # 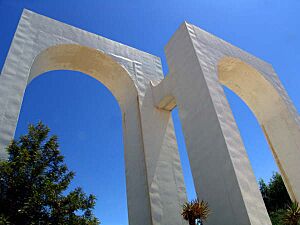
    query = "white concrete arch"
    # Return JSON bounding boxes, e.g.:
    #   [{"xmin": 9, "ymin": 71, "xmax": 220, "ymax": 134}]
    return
[
  {"xmin": 1, "ymin": 42, "xmax": 153, "ymax": 225},
  {"xmin": 153, "ymin": 22, "xmax": 298, "ymax": 225},
  {"xmin": 218, "ymin": 56, "xmax": 300, "ymax": 201},
  {"xmin": 3, "ymin": 9, "xmax": 299, "ymax": 225},
  {"xmin": 0, "ymin": 10, "xmax": 188, "ymax": 225}
]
